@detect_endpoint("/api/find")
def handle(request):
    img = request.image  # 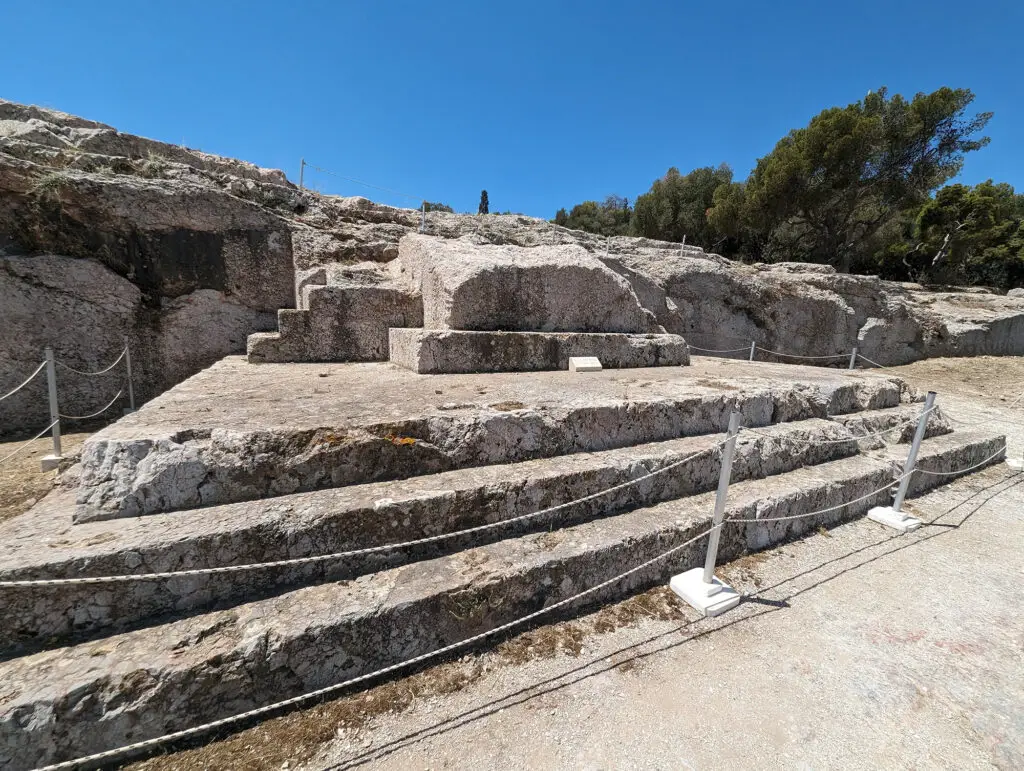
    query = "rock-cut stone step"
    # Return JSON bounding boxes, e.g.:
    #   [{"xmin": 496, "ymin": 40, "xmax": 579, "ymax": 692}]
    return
[
  {"xmin": 0, "ymin": 430, "xmax": 1003, "ymax": 771},
  {"xmin": 73, "ymin": 377, "xmax": 909, "ymax": 522},
  {"xmin": 0, "ymin": 417, "xmax": 874, "ymax": 652}
]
